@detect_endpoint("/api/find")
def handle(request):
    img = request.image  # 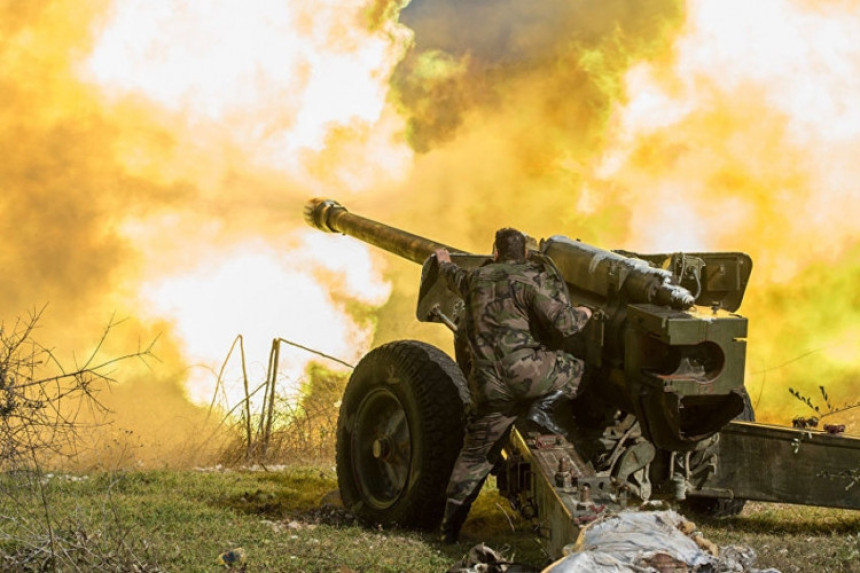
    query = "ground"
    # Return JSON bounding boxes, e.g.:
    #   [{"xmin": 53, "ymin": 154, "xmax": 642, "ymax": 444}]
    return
[{"xmin": 1, "ymin": 467, "xmax": 857, "ymax": 572}]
